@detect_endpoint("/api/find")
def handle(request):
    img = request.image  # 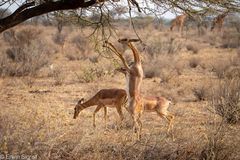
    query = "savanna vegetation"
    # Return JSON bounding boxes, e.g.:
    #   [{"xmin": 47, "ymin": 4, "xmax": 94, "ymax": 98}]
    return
[{"xmin": 0, "ymin": 0, "xmax": 240, "ymax": 159}]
